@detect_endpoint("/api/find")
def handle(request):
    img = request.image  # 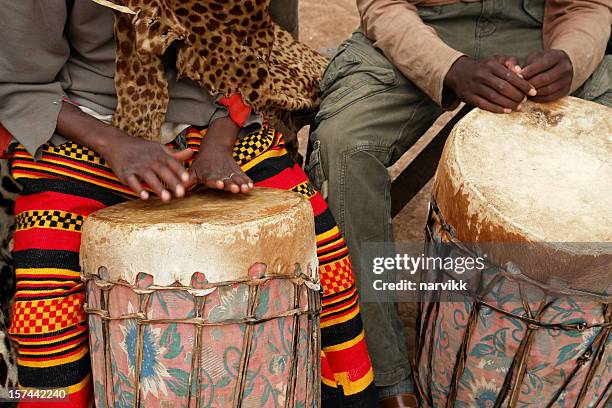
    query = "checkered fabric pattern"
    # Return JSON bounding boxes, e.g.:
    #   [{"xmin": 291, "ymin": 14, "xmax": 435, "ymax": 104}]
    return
[
  {"xmin": 320, "ymin": 257, "xmax": 354, "ymax": 295},
  {"xmin": 16, "ymin": 210, "xmax": 84, "ymax": 232},
  {"xmin": 233, "ymin": 125, "xmax": 276, "ymax": 165},
  {"xmin": 11, "ymin": 294, "xmax": 85, "ymax": 334},
  {"xmin": 48, "ymin": 143, "xmax": 106, "ymax": 166},
  {"xmin": 292, "ymin": 181, "xmax": 316, "ymax": 198},
  {"xmin": 8, "ymin": 122, "xmax": 376, "ymax": 407}
]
